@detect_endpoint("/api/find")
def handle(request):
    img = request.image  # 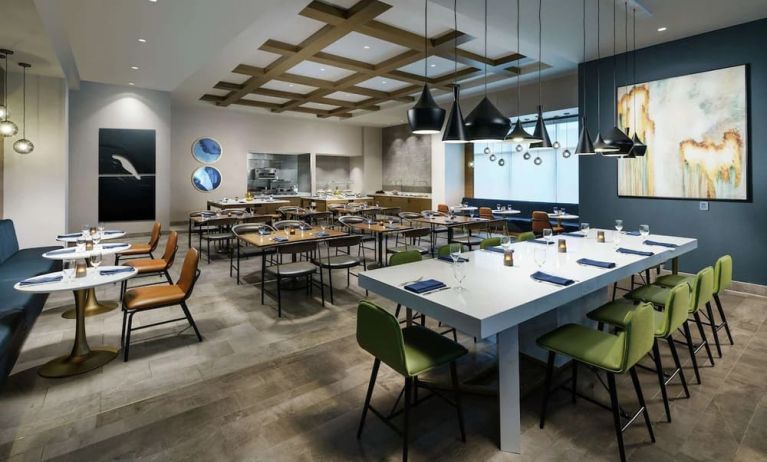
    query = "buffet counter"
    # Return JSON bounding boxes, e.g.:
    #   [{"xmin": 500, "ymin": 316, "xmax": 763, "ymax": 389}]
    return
[
  {"xmin": 372, "ymin": 194, "xmax": 431, "ymax": 213},
  {"xmin": 300, "ymin": 196, "xmax": 373, "ymax": 211}
]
